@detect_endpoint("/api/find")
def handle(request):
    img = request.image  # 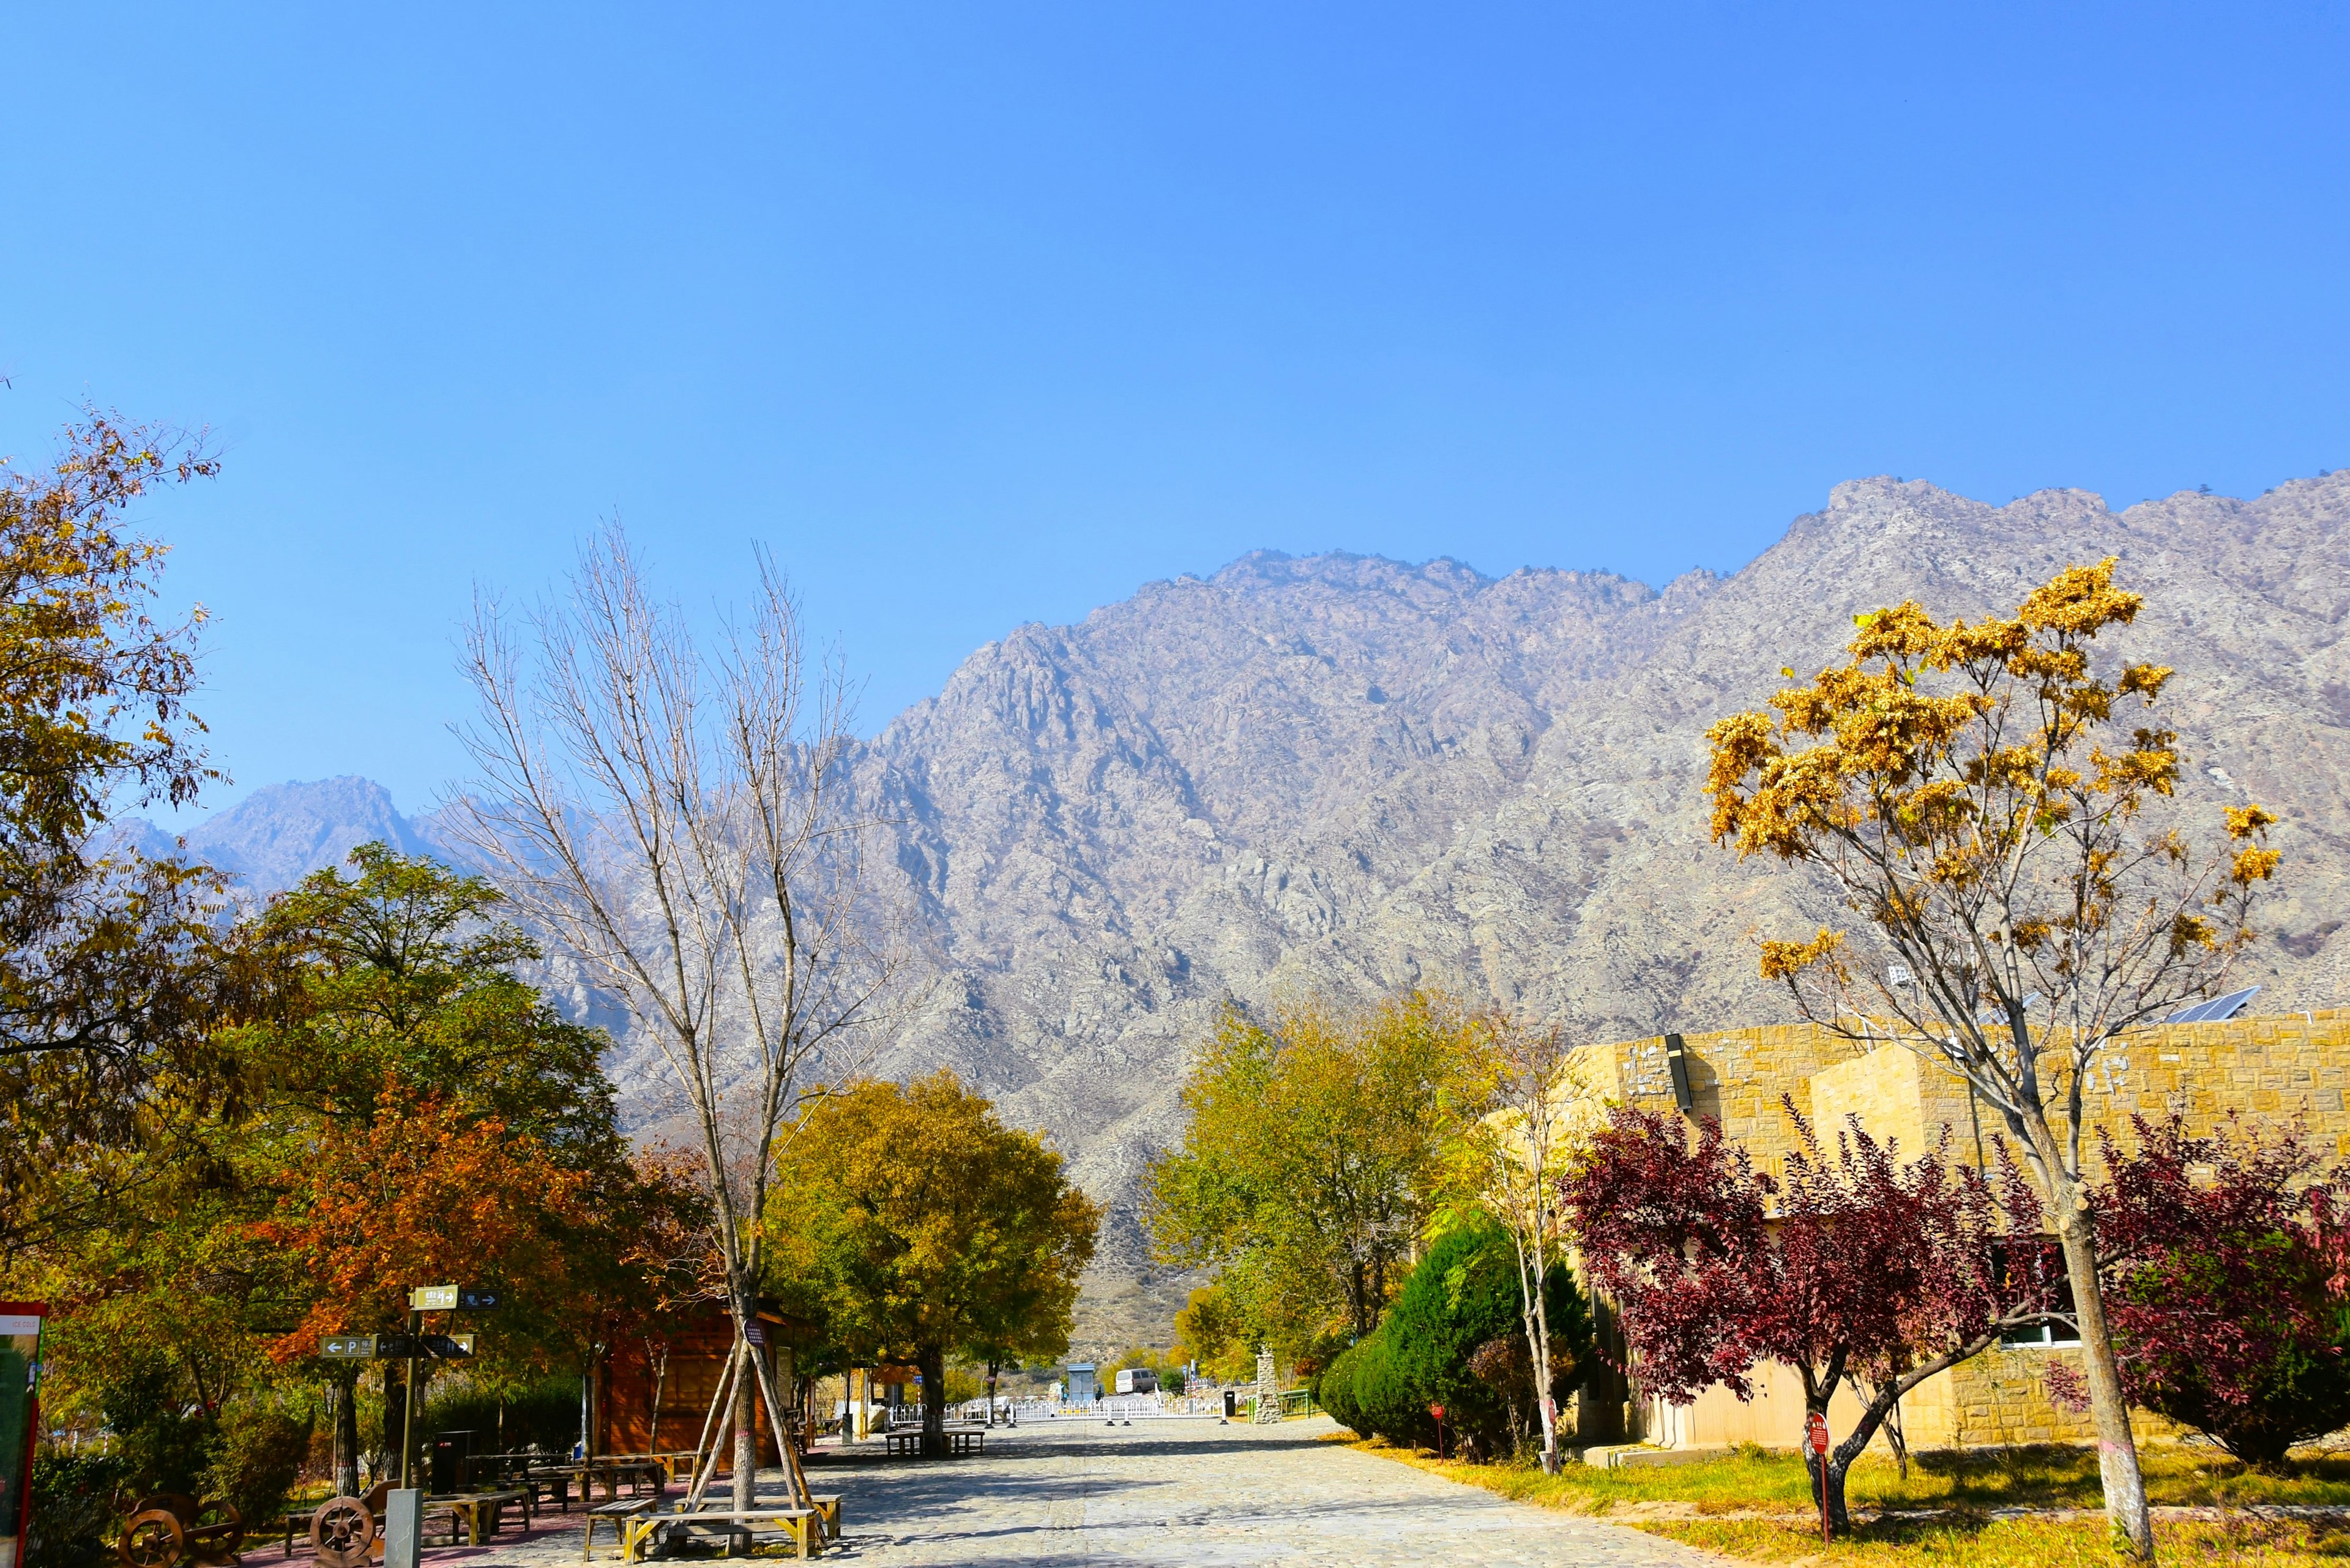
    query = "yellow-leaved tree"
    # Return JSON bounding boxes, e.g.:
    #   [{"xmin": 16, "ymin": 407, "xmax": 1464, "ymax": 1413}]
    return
[
  {"xmin": 1703, "ymin": 558, "xmax": 2280, "ymax": 1564},
  {"xmin": 765, "ymin": 1072, "xmax": 1099, "ymax": 1455}
]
